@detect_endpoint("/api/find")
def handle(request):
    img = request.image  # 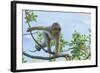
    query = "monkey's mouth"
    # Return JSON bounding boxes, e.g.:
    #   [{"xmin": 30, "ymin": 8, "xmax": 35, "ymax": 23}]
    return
[{"xmin": 53, "ymin": 31, "xmax": 59, "ymax": 35}]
